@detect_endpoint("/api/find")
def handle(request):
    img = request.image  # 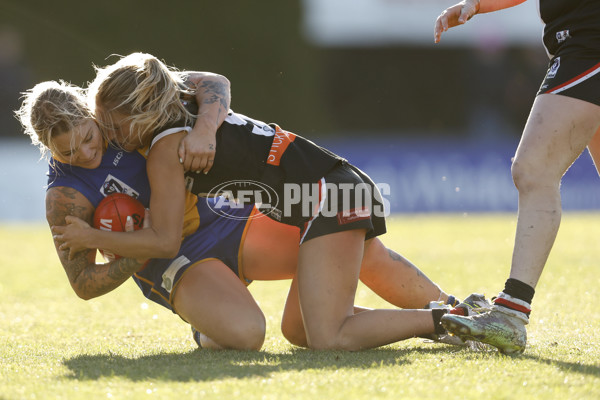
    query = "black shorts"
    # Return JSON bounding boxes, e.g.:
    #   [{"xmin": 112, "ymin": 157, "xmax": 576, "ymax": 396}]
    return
[
  {"xmin": 538, "ymin": 54, "xmax": 600, "ymax": 106},
  {"xmin": 298, "ymin": 163, "xmax": 387, "ymax": 244}
]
